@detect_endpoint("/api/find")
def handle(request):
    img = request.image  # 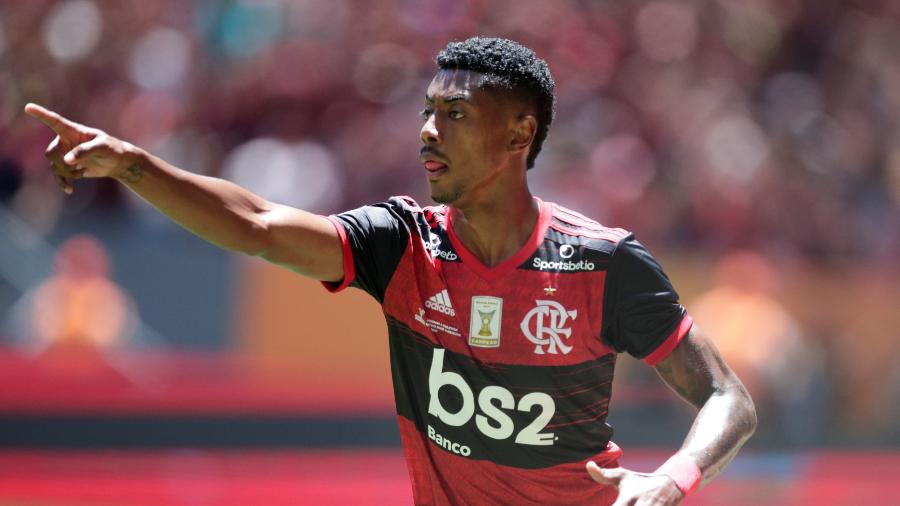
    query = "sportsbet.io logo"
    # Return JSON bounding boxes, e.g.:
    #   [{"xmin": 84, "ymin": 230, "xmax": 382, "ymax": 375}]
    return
[
  {"xmin": 424, "ymin": 234, "xmax": 458, "ymax": 261},
  {"xmin": 531, "ymin": 257, "xmax": 595, "ymax": 271}
]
